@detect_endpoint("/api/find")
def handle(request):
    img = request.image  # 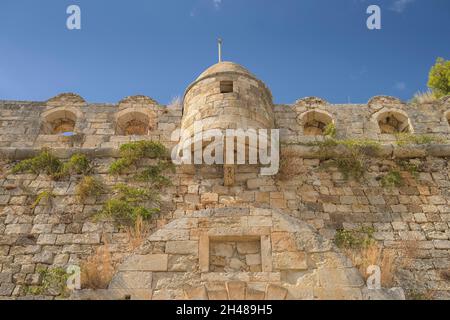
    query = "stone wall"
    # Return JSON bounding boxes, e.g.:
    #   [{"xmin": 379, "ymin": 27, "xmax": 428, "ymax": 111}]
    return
[
  {"xmin": 2, "ymin": 94, "xmax": 449, "ymax": 153},
  {"xmin": 0, "ymin": 94, "xmax": 181, "ymax": 153},
  {"xmin": 72, "ymin": 207, "xmax": 404, "ymax": 300},
  {"xmin": 0, "ymin": 94, "xmax": 450, "ymax": 300},
  {"xmin": 209, "ymin": 239, "xmax": 262, "ymax": 273}
]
